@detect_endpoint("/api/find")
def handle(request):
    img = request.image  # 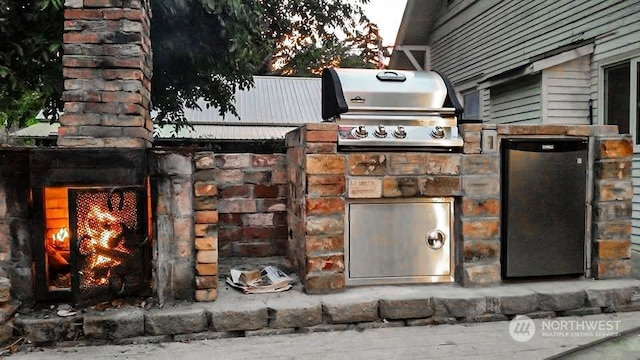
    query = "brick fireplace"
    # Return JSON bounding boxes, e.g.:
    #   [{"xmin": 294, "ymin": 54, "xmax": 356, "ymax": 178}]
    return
[{"xmin": 286, "ymin": 123, "xmax": 633, "ymax": 294}]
